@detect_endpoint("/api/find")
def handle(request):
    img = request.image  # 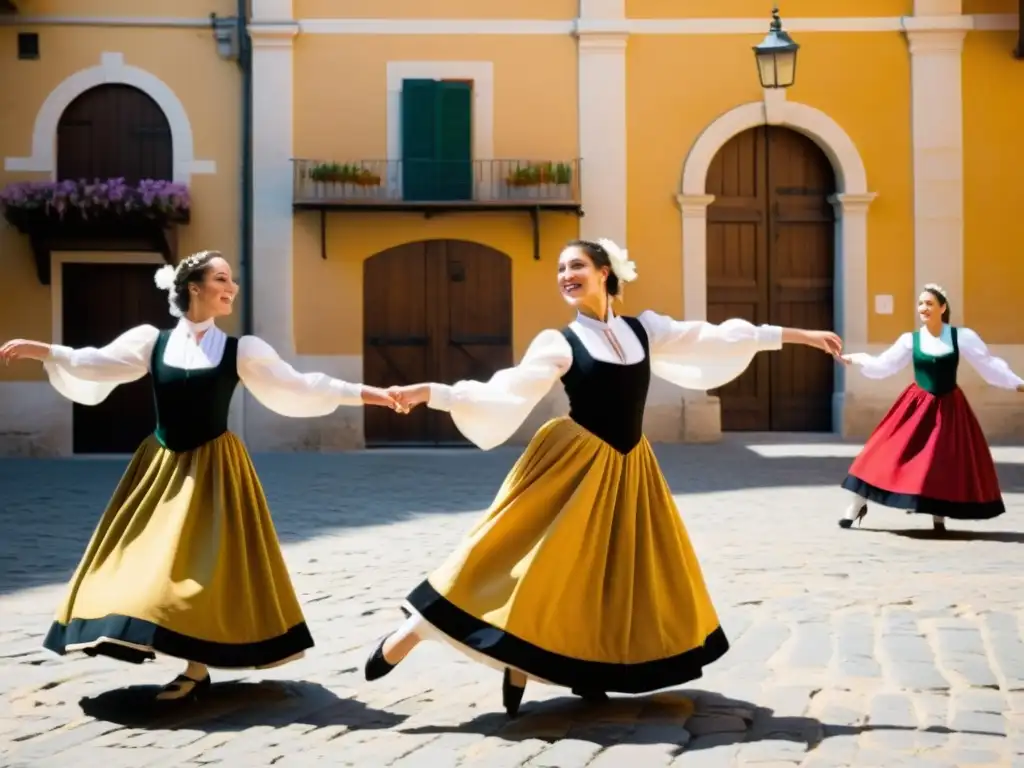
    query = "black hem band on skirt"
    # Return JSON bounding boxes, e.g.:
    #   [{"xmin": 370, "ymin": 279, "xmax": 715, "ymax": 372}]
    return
[
  {"xmin": 407, "ymin": 581, "xmax": 729, "ymax": 694},
  {"xmin": 43, "ymin": 614, "xmax": 315, "ymax": 669},
  {"xmin": 842, "ymin": 475, "xmax": 1005, "ymax": 520}
]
